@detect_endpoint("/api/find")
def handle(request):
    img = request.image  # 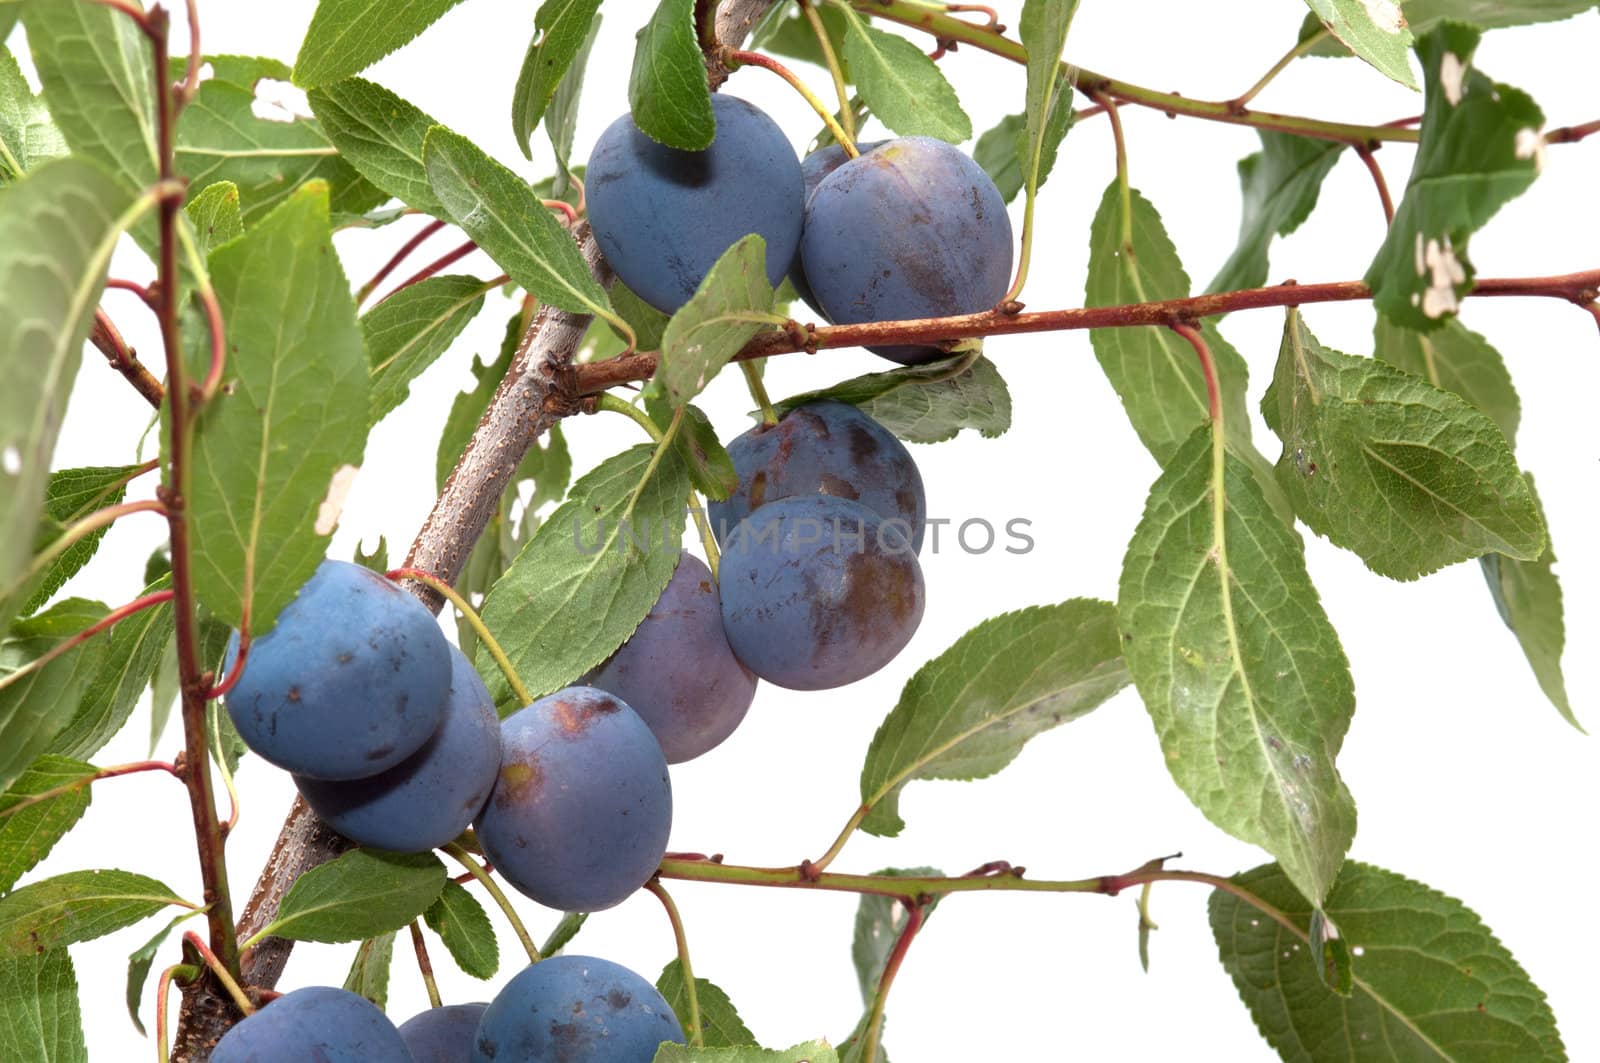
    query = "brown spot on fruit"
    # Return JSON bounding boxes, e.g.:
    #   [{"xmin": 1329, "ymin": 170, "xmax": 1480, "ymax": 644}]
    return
[{"xmin": 817, "ymin": 472, "xmax": 860, "ymax": 500}]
